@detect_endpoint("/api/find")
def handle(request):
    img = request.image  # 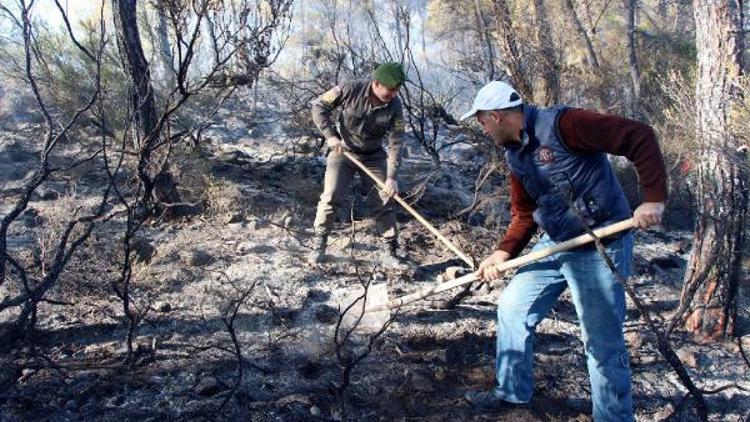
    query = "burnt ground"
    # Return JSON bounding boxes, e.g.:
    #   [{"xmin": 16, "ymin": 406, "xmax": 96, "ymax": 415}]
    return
[{"xmin": 1, "ymin": 115, "xmax": 749, "ymax": 422}]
